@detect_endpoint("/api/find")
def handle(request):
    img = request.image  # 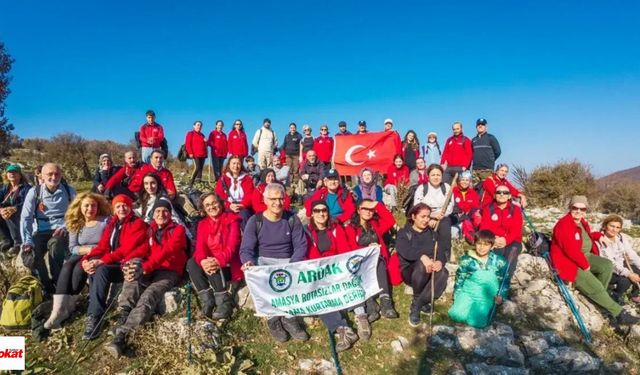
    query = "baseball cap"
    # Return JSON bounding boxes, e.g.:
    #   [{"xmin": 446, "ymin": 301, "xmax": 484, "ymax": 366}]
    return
[
  {"xmin": 5, "ymin": 164, "xmax": 21, "ymax": 173},
  {"xmin": 323, "ymin": 169, "xmax": 340, "ymax": 179},
  {"xmin": 476, "ymin": 118, "xmax": 487, "ymax": 125},
  {"xmin": 358, "ymin": 120, "xmax": 367, "ymax": 126},
  {"xmin": 338, "ymin": 121, "xmax": 347, "ymax": 127},
  {"xmin": 384, "ymin": 118, "xmax": 393, "ymax": 125}
]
